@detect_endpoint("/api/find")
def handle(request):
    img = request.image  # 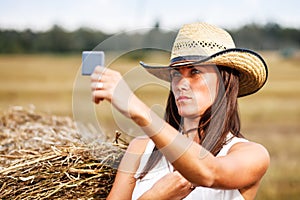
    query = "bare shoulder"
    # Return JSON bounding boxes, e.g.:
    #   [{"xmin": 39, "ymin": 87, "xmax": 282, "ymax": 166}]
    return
[
  {"xmin": 228, "ymin": 140, "xmax": 270, "ymax": 171},
  {"xmin": 229, "ymin": 140, "xmax": 269, "ymax": 157},
  {"xmin": 126, "ymin": 136, "xmax": 150, "ymax": 154},
  {"xmin": 116, "ymin": 136, "xmax": 150, "ymax": 174}
]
